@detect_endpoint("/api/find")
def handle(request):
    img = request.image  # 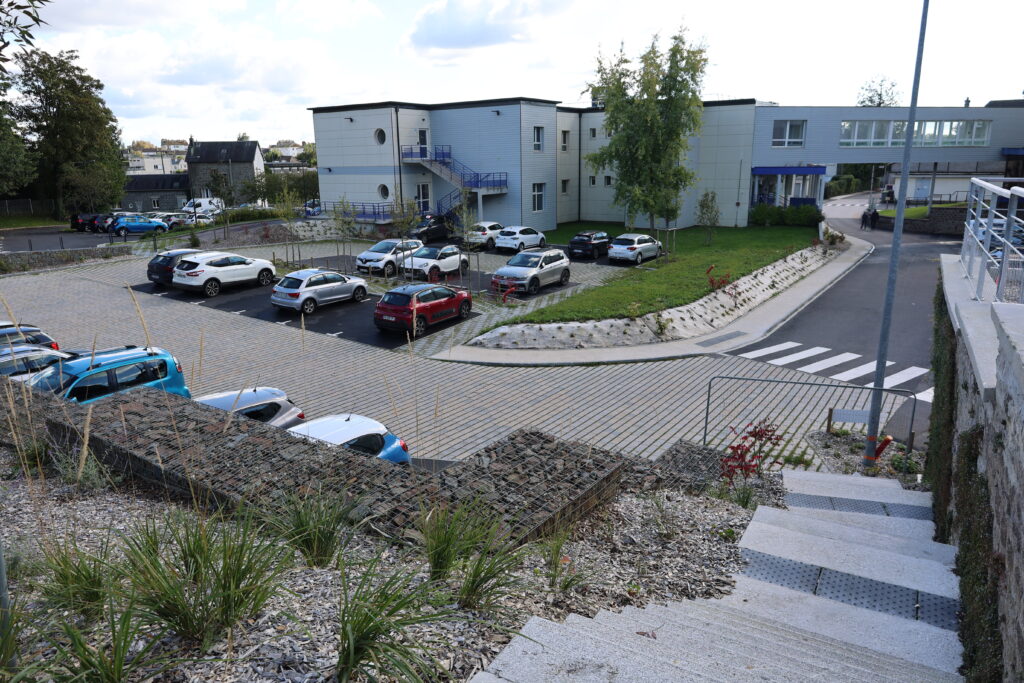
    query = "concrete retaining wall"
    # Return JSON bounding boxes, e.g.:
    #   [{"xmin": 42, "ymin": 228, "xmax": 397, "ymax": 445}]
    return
[
  {"xmin": 0, "ymin": 244, "xmax": 134, "ymax": 273},
  {"xmin": 877, "ymin": 206, "xmax": 964, "ymax": 236}
]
